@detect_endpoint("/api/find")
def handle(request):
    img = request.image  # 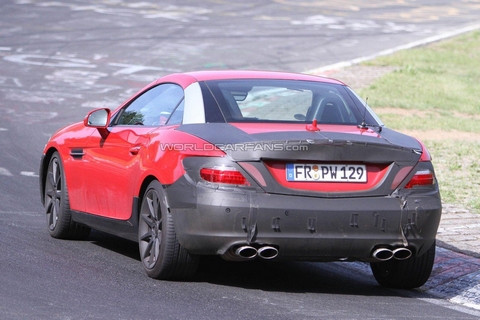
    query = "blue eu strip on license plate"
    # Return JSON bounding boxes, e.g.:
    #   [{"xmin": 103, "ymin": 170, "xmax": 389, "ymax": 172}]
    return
[{"xmin": 286, "ymin": 163, "xmax": 367, "ymax": 182}]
